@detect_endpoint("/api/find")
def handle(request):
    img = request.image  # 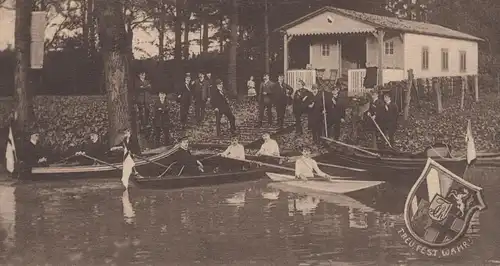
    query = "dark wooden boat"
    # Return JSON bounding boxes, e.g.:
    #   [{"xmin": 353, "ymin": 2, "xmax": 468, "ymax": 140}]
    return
[
  {"xmin": 27, "ymin": 146, "xmax": 180, "ymax": 180},
  {"xmin": 132, "ymin": 155, "xmax": 283, "ymax": 190},
  {"xmin": 319, "ymin": 145, "xmax": 467, "ymax": 184}
]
